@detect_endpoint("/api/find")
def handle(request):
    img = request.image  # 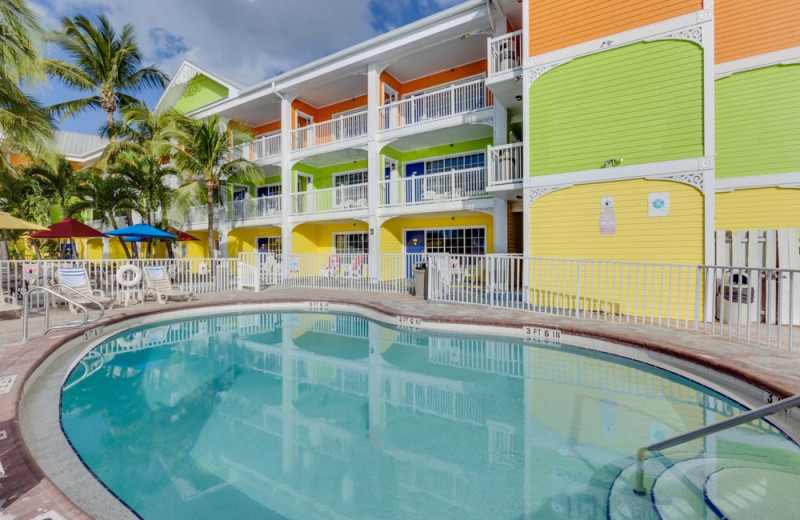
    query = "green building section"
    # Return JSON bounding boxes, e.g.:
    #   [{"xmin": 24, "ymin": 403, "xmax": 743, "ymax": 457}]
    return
[
  {"xmin": 529, "ymin": 40, "xmax": 704, "ymax": 176},
  {"xmin": 175, "ymin": 75, "xmax": 229, "ymax": 114},
  {"xmin": 716, "ymin": 64, "xmax": 800, "ymax": 179}
]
